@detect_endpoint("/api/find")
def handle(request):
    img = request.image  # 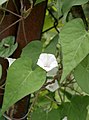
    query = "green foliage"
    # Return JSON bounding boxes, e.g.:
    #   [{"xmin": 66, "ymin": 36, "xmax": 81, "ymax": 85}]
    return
[
  {"xmin": 0, "ymin": 36, "xmax": 18, "ymax": 58},
  {"xmin": 1, "ymin": 0, "xmax": 89, "ymax": 119},
  {"xmin": 62, "ymin": 0, "xmax": 89, "ymax": 13},
  {"xmin": 31, "ymin": 95, "xmax": 89, "ymax": 120},
  {"xmin": 21, "ymin": 41, "xmax": 43, "ymax": 68},
  {"xmin": 35, "ymin": 0, "xmax": 46, "ymax": 5},
  {"xmin": 43, "ymin": 34, "xmax": 59, "ymax": 54},
  {"xmin": 1, "ymin": 57, "xmax": 46, "ymax": 115},
  {"xmin": 60, "ymin": 18, "xmax": 89, "ymax": 81},
  {"xmin": 74, "ymin": 54, "xmax": 89, "ymax": 94},
  {"xmin": 0, "ymin": 116, "xmax": 5, "ymax": 120},
  {"xmin": 63, "ymin": 95, "xmax": 89, "ymax": 120},
  {"xmin": 0, "ymin": 0, "xmax": 7, "ymax": 5},
  {"xmin": 31, "ymin": 107, "xmax": 61, "ymax": 120}
]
